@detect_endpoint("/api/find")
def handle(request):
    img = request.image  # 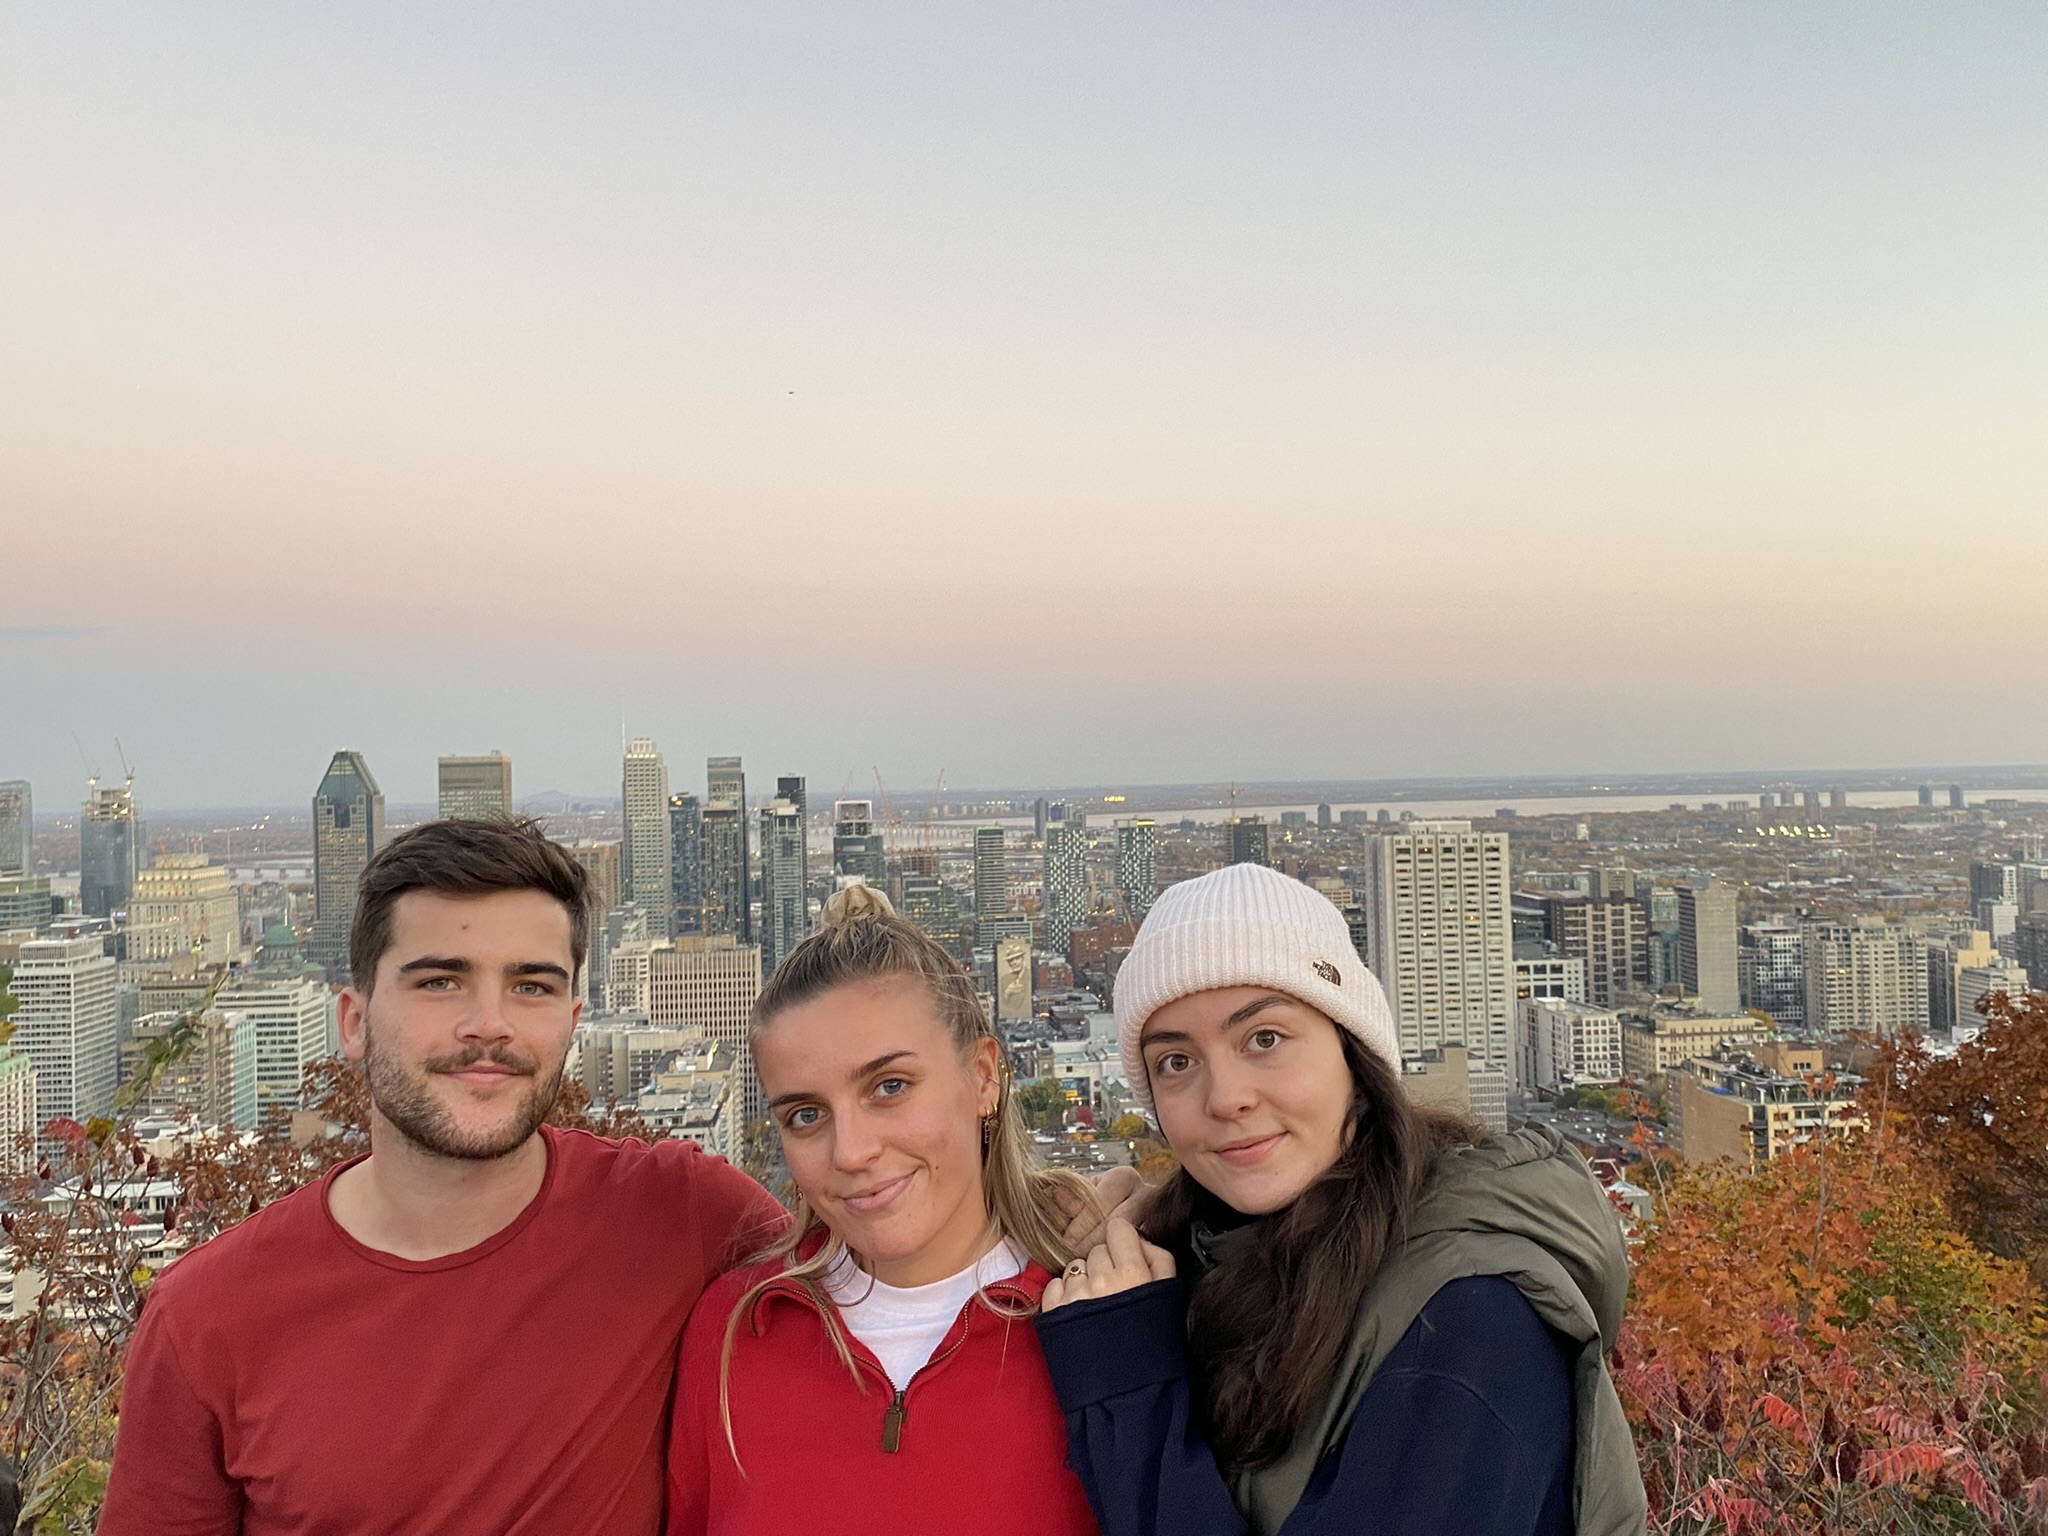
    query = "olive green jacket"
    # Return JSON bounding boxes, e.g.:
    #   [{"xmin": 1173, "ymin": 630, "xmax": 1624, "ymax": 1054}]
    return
[{"xmin": 1219, "ymin": 1124, "xmax": 1649, "ymax": 1536}]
